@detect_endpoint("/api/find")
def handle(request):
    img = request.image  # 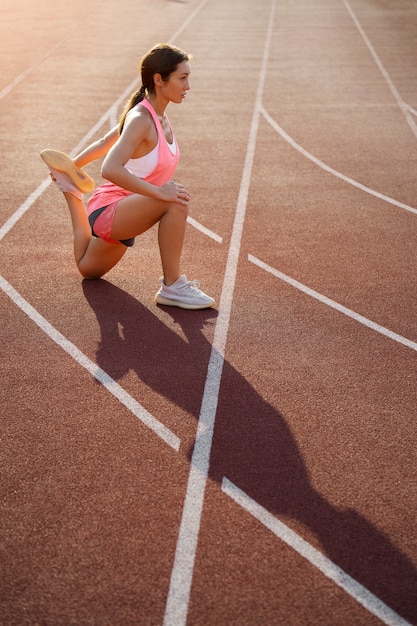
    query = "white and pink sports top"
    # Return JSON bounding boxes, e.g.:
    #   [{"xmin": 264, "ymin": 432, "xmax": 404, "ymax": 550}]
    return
[
  {"xmin": 87, "ymin": 98, "xmax": 180, "ymax": 214},
  {"xmin": 124, "ymin": 100, "xmax": 178, "ymax": 178}
]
